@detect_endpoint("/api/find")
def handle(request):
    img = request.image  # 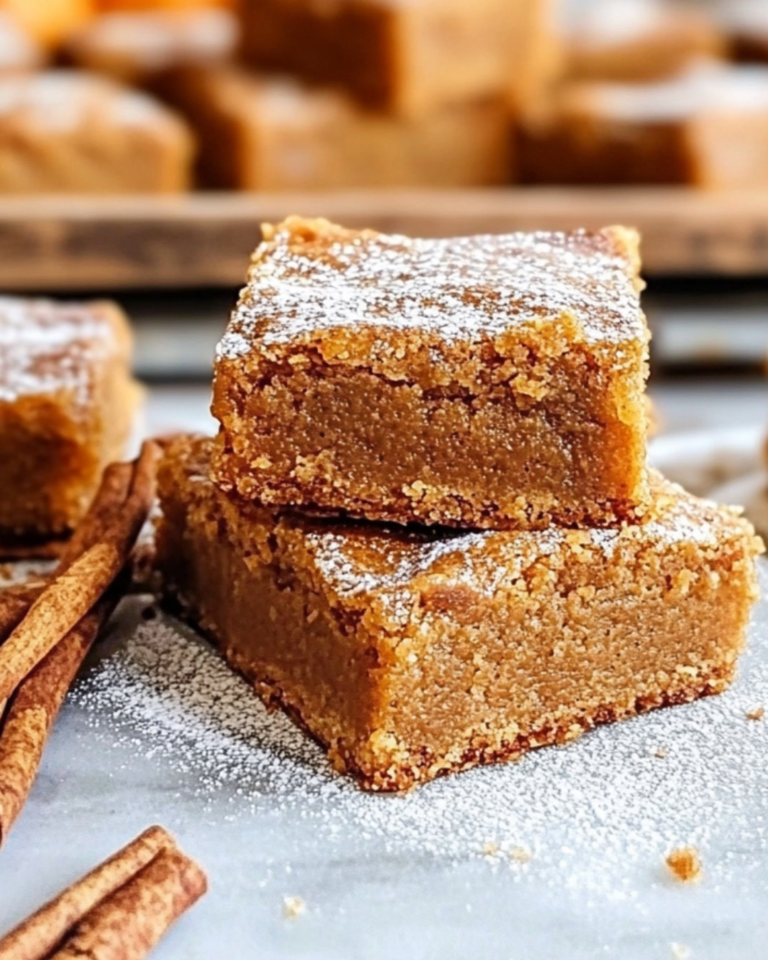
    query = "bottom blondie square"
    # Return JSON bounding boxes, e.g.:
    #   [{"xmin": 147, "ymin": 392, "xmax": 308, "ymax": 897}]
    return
[
  {"xmin": 0, "ymin": 296, "xmax": 140, "ymax": 541},
  {"xmin": 157, "ymin": 436, "xmax": 762, "ymax": 792}
]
